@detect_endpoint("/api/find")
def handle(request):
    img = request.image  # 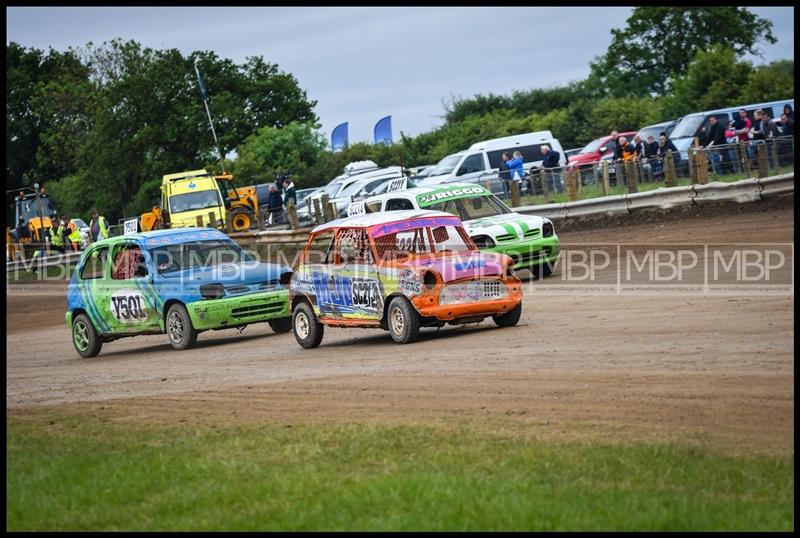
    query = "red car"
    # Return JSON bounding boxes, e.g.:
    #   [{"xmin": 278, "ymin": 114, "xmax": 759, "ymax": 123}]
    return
[{"xmin": 568, "ymin": 131, "xmax": 637, "ymax": 184}]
